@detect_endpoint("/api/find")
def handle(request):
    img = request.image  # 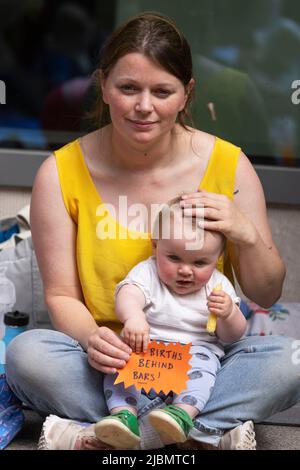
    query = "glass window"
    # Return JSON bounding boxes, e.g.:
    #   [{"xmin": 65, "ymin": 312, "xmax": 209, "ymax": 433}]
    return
[
  {"xmin": 0, "ymin": 0, "xmax": 116, "ymax": 150},
  {"xmin": 117, "ymin": 0, "xmax": 300, "ymax": 167},
  {"xmin": 1, "ymin": 0, "xmax": 299, "ymax": 169}
]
